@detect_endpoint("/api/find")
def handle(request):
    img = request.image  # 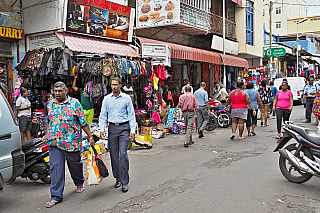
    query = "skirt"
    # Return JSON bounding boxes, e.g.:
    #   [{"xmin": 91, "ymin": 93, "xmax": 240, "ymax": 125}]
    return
[{"xmin": 231, "ymin": 108, "xmax": 248, "ymax": 120}]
